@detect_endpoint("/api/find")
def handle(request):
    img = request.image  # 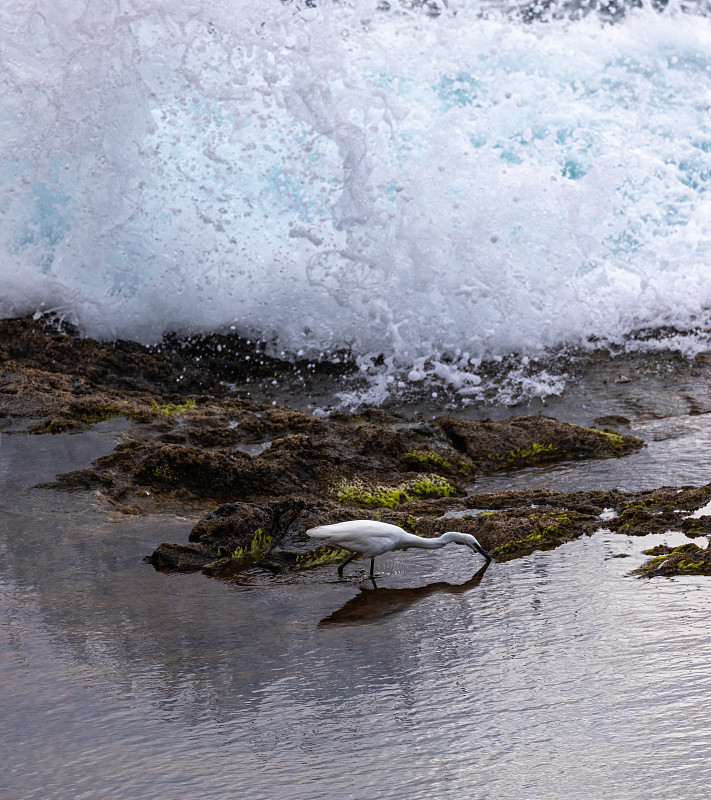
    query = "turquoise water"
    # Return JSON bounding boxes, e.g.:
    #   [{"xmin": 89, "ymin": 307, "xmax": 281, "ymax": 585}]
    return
[{"xmin": 3, "ymin": 2, "xmax": 711, "ymax": 402}]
